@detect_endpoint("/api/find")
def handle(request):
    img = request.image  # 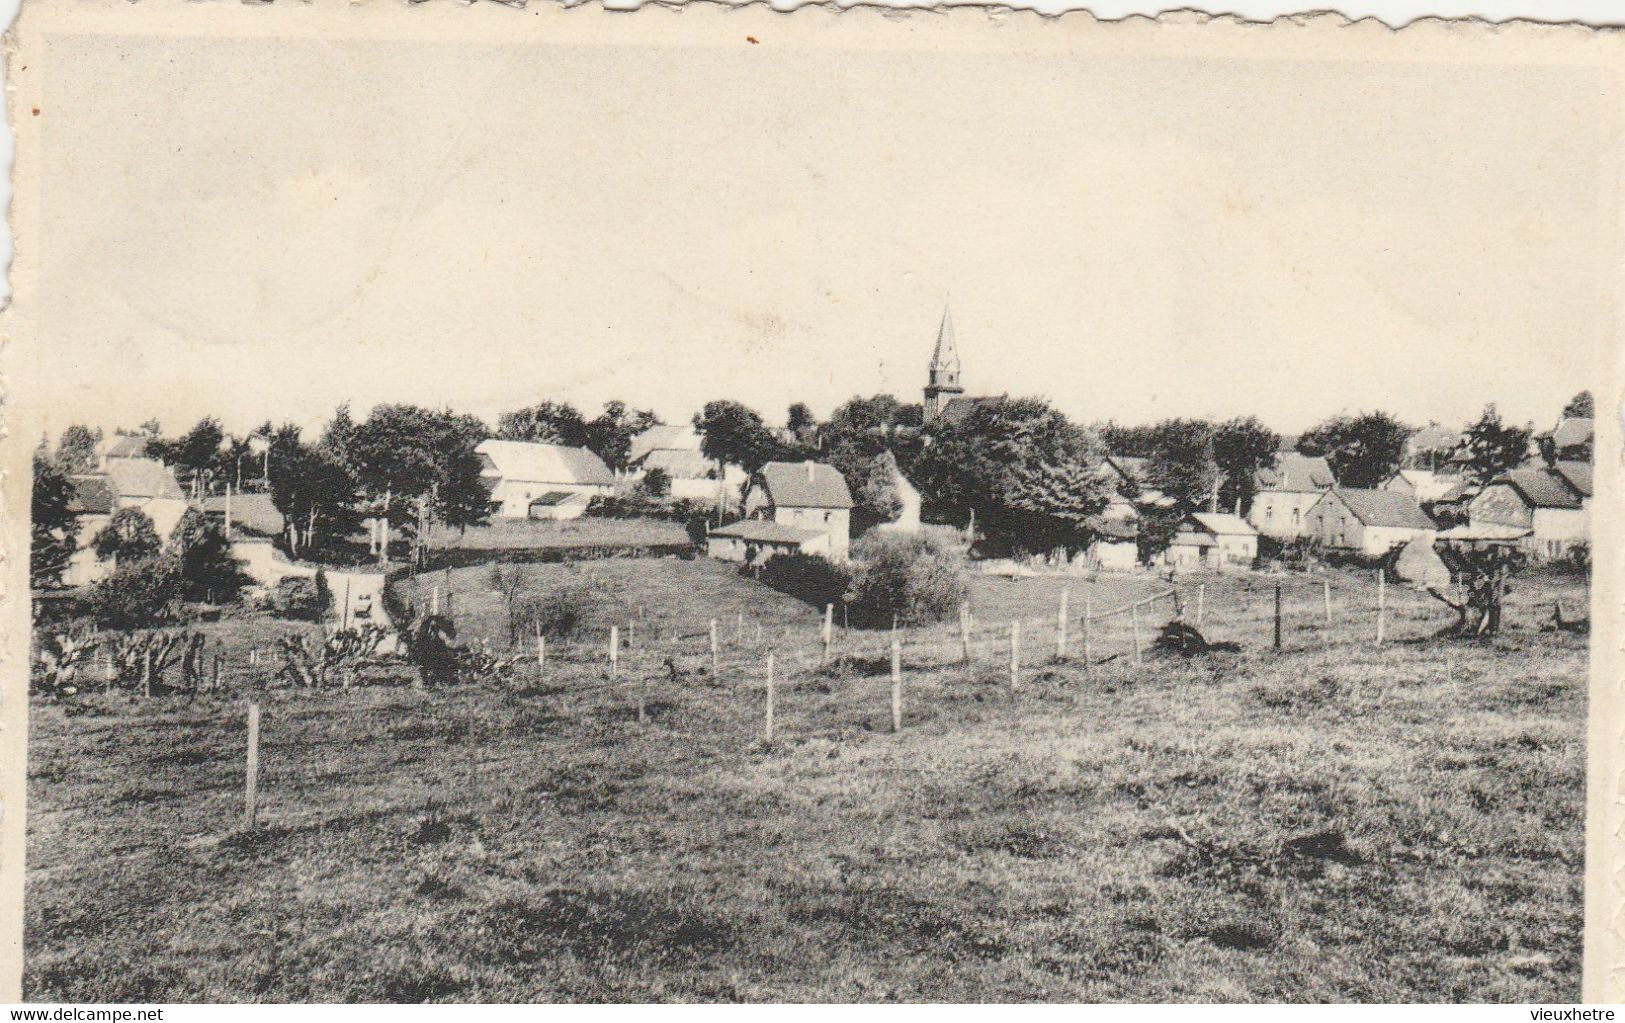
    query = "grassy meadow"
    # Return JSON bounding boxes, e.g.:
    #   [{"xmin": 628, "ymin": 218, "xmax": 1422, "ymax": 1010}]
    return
[{"xmin": 26, "ymin": 559, "xmax": 1588, "ymax": 1001}]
